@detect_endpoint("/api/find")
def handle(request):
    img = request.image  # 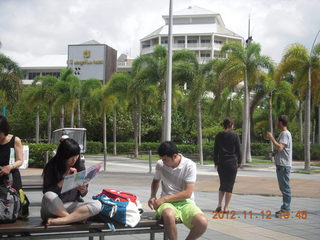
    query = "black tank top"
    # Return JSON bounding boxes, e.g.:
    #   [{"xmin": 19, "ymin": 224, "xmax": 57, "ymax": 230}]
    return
[
  {"xmin": 0, "ymin": 135, "xmax": 15, "ymax": 166},
  {"xmin": 0, "ymin": 135, "xmax": 22, "ymax": 190}
]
